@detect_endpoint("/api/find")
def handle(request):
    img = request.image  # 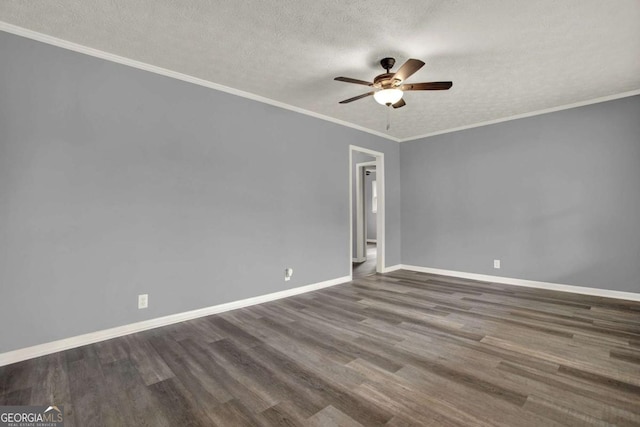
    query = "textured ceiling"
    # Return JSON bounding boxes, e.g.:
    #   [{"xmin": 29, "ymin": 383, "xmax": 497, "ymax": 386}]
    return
[{"xmin": 1, "ymin": 0, "xmax": 639, "ymax": 141}]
